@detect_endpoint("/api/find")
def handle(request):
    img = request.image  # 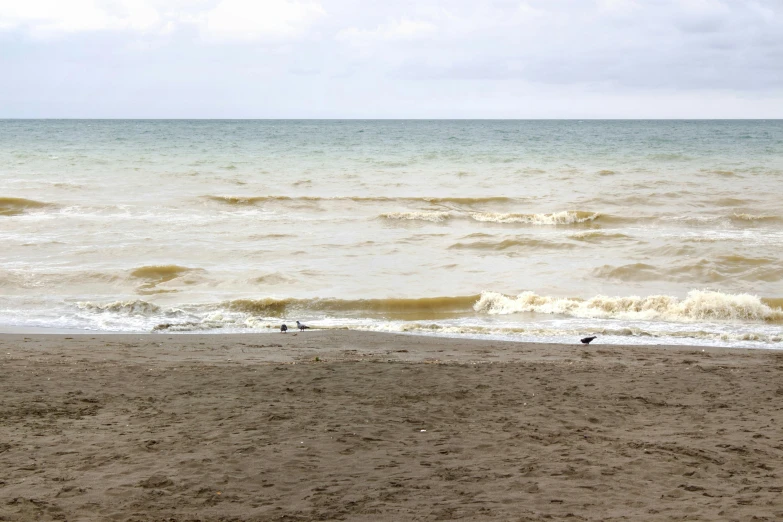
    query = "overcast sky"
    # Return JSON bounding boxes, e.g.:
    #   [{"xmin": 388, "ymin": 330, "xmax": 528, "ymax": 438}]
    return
[{"xmin": 1, "ymin": 0, "xmax": 781, "ymax": 118}]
